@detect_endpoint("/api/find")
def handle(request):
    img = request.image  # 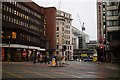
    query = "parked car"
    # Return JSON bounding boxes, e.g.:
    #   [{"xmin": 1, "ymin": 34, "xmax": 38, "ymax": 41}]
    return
[{"xmin": 83, "ymin": 58, "xmax": 92, "ymax": 62}]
